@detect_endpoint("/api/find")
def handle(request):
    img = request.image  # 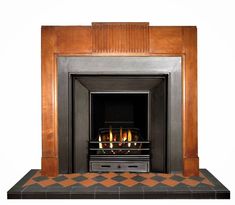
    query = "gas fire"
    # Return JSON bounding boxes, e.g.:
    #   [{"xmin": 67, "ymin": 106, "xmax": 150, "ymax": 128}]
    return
[
  {"xmin": 98, "ymin": 127, "xmax": 139, "ymax": 148},
  {"xmin": 95, "ymin": 127, "xmax": 142, "ymax": 155}
]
